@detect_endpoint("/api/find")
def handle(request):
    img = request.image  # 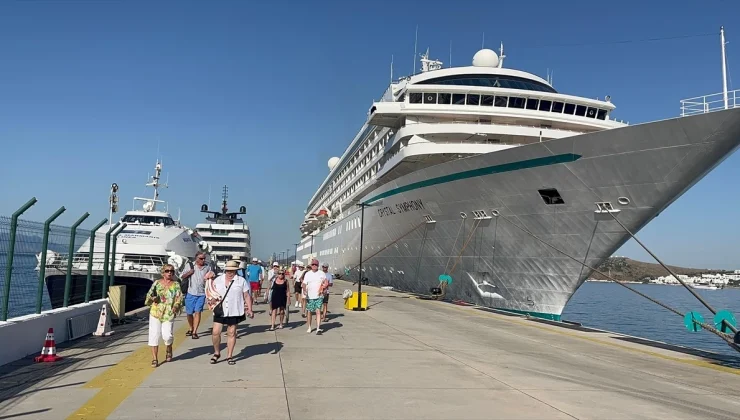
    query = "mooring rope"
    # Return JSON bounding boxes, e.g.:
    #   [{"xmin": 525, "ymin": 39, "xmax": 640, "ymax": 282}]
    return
[
  {"xmin": 349, "ymin": 220, "xmax": 426, "ymax": 276},
  {"xmin": 443, "ymin": 218, "xmax": 466, "ymax": 275},
  {"xmin": 497, "ymin": 213, "xmax": 737, "ymax": 348},
  {"xmin": 605, "ymin": 209, "xmax": 738, "ymax": 335},
  {"xmin": 448, "ymin": 218, "xmax": 483, "ymax": 275}
]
